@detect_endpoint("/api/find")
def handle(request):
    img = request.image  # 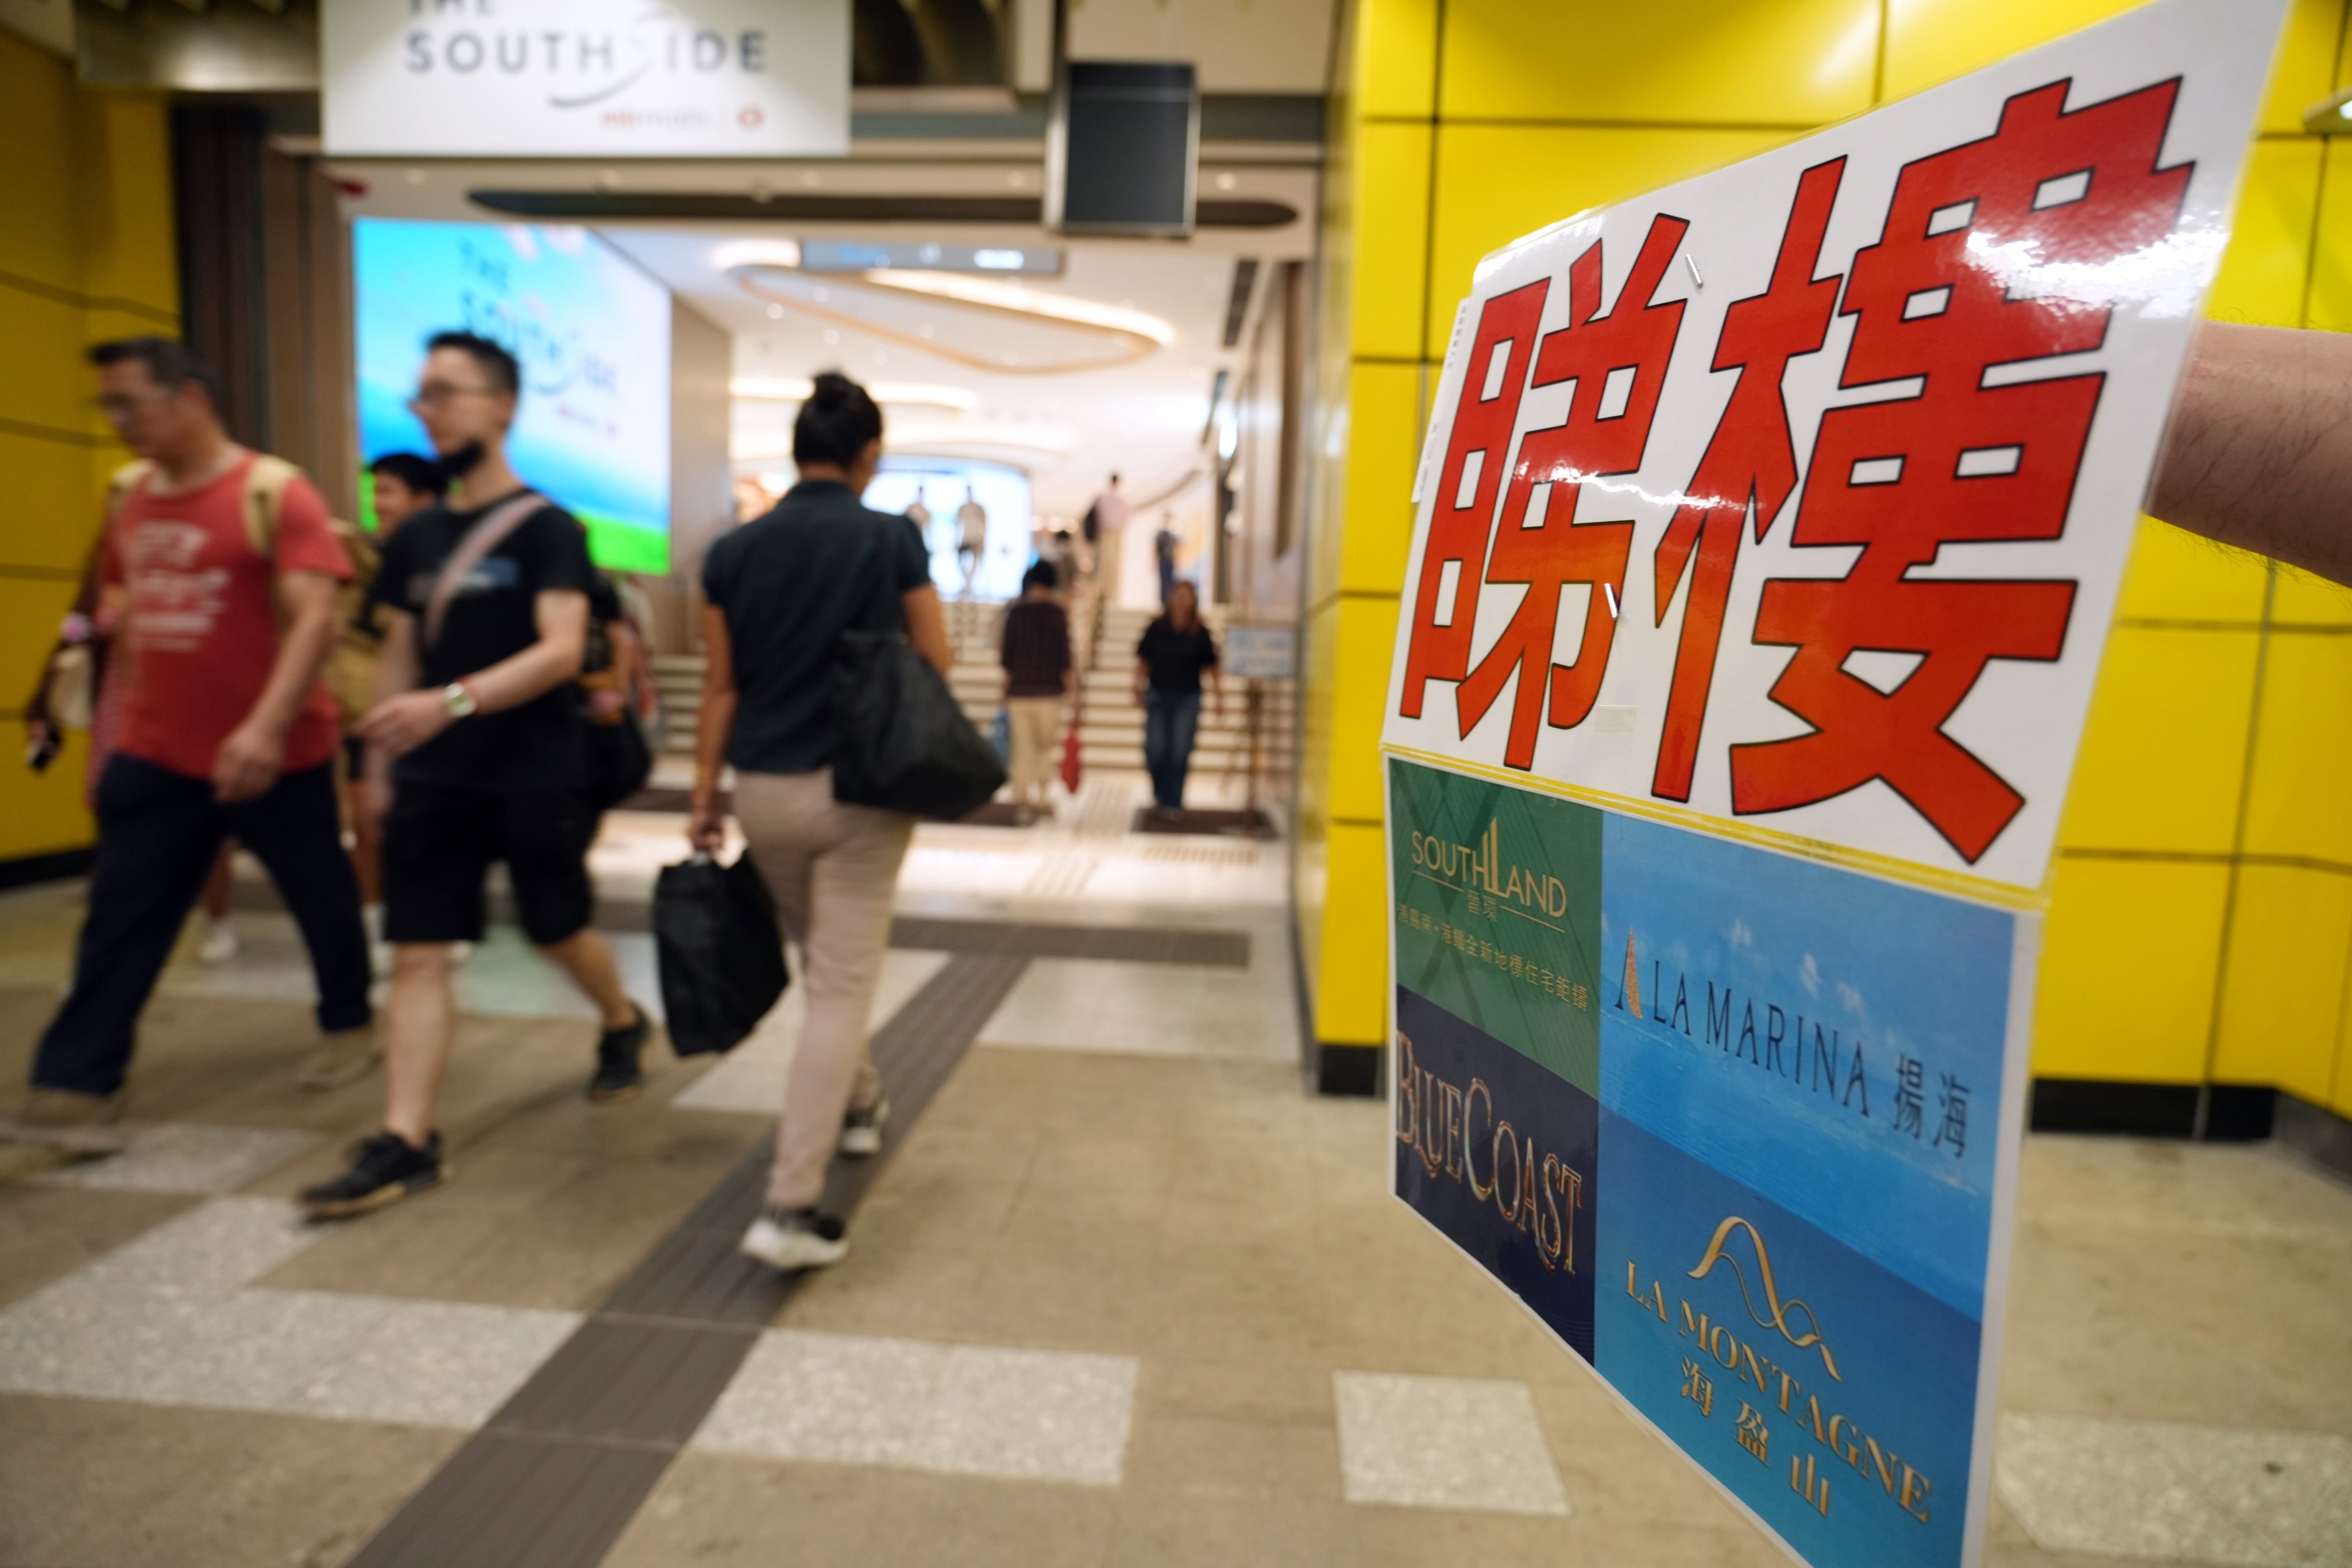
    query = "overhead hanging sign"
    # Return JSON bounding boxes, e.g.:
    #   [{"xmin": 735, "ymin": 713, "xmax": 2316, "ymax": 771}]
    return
[
  {"xmin": 1381, "ymin": 3, "xmax": 2284, "ymax": 1567},
  {"xmin": 322, "ymin": 0, "xmax": 848, "ymax": 159}
]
